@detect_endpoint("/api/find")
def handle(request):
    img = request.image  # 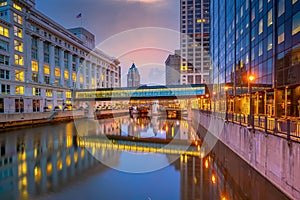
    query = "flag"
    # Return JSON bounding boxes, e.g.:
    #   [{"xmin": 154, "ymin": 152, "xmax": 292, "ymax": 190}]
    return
[{"xmin": 76, "ymin": 13, "xmax": 82, "ymax": 18}]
